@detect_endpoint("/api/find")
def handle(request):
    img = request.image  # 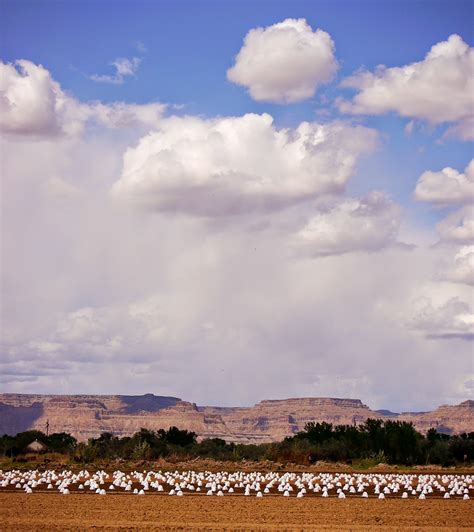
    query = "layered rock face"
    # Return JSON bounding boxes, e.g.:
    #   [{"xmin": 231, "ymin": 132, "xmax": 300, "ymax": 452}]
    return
[
  {"xmin": 397, "ymin": 400, "xmax": 474, "ymax": 435},
  {"xmin": 199, "ymin": 398, "xmax": 378, "ymax": 443},
  {"xmin": 0, "ymin": 394, "xmax": 472, "ymax": 443},
  {"xmin": 0, "ymin": 394, "xmax": 233, "ymax": 442}
]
